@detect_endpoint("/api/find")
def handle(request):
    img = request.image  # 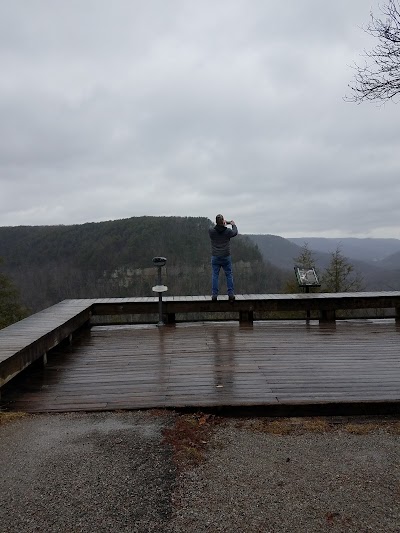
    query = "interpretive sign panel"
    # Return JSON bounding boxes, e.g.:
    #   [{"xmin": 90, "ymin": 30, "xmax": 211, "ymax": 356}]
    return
[{"xmin": 294, "ymin": 267, "xmax": 320, "ymax": 287}]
